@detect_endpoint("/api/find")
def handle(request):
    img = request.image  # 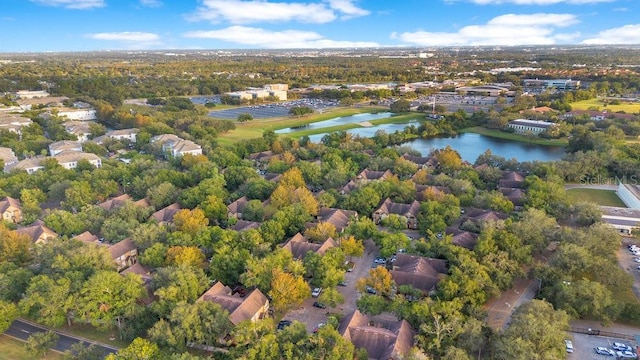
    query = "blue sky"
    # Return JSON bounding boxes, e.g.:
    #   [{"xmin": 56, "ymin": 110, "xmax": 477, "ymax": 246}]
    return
[{"xmin": 1, "ymin": 0, "xmax": 639, "ymax": 52}]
